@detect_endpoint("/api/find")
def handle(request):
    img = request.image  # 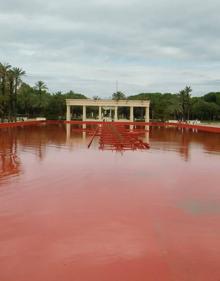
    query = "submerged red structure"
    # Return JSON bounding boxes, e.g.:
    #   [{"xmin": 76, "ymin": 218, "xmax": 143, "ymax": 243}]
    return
[
  {"xmin": 86, "ymin": 123, "xmax": 150, "ymax": 151},
  {"xmin": 98, "ymin": 124, "xmax": 149, "ymax": 151}
]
